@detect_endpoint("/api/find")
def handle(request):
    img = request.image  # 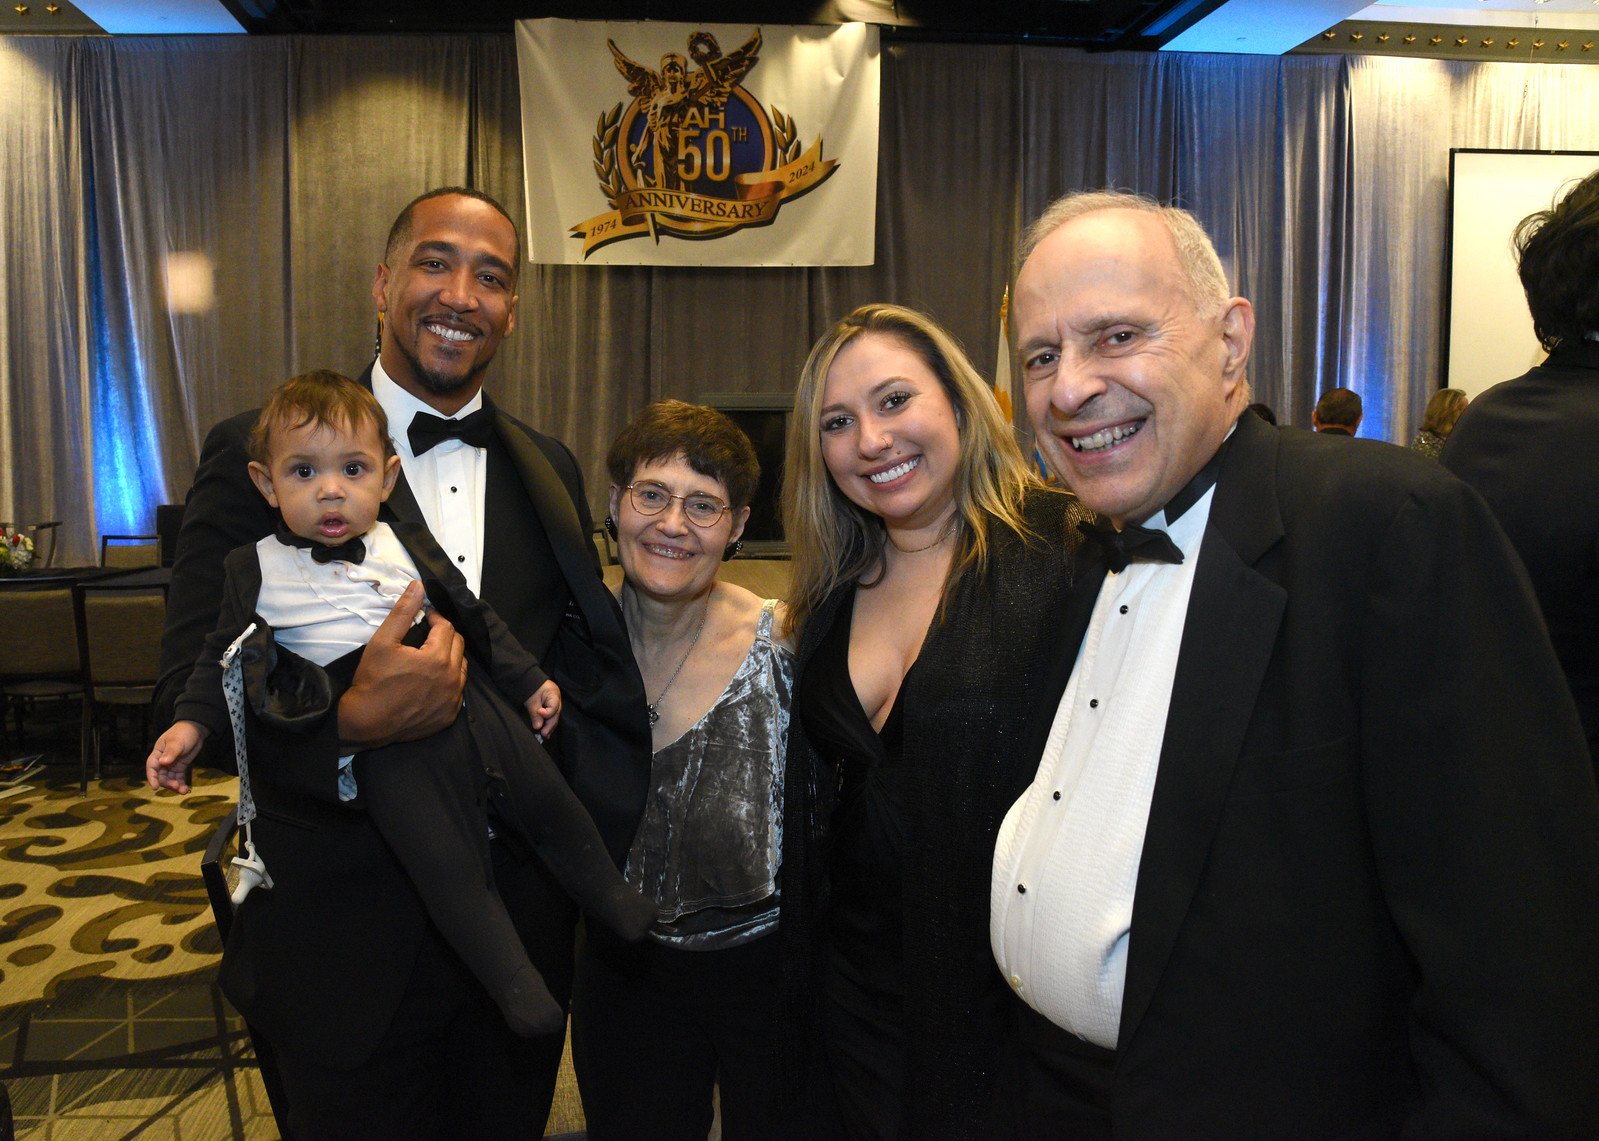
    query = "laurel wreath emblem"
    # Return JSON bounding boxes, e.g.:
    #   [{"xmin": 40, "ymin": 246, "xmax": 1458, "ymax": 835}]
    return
[
  {"xmin": 771, "ymin": 106, "xmax": 802, "ymax": 165},
  {"xmin": 591, "ymin": 99, "xmax": 803, "ymax": 211},
  {"xmin": 594, "ymin": 102, "xmax": 626, "ymax": 209}
]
